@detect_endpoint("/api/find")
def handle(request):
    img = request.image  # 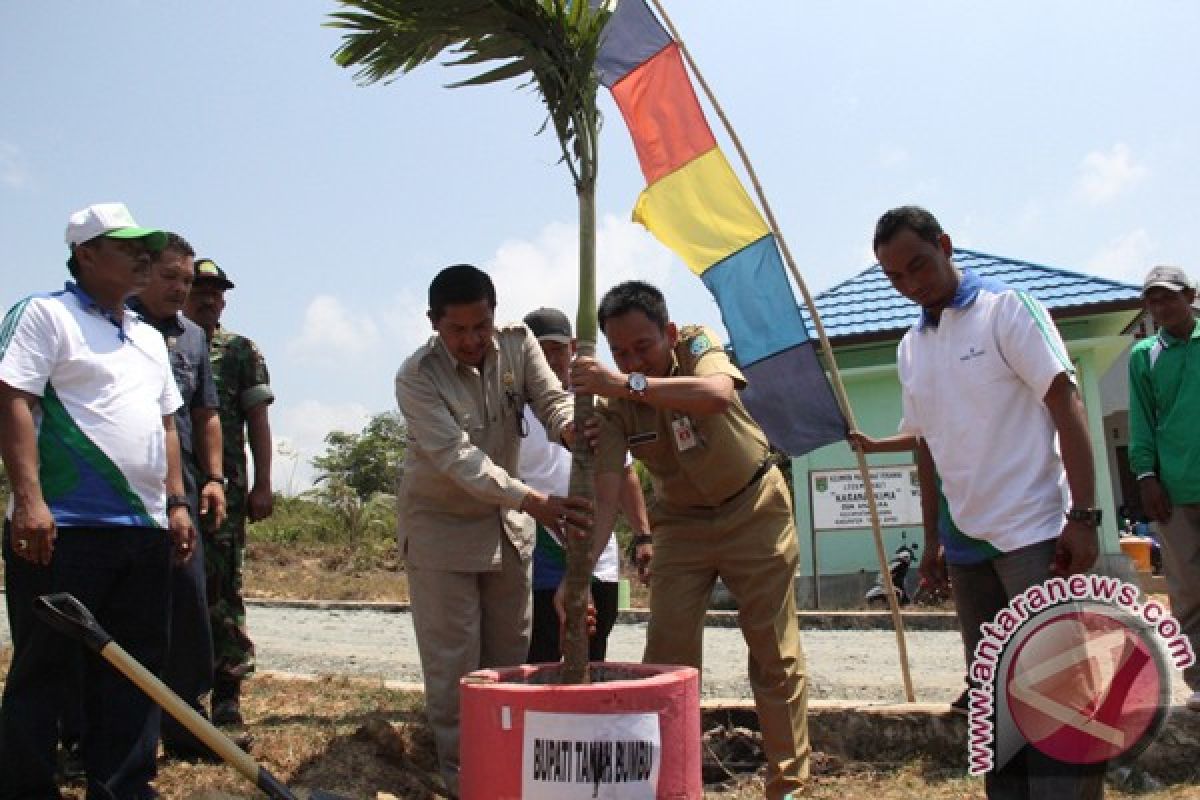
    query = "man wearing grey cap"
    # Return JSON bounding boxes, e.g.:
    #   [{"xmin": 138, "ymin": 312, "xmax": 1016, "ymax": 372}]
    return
[
  {"xmin": 1128, "ymin": 264, "xmax": 1200, "ymax": 712},
  {"xmin": 518, "ymin": 307, "xmax": 652, "ymax": 663},
  {"xmin": 0, "ymin": 203, "xmax": 195, "ymax": 798}
]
